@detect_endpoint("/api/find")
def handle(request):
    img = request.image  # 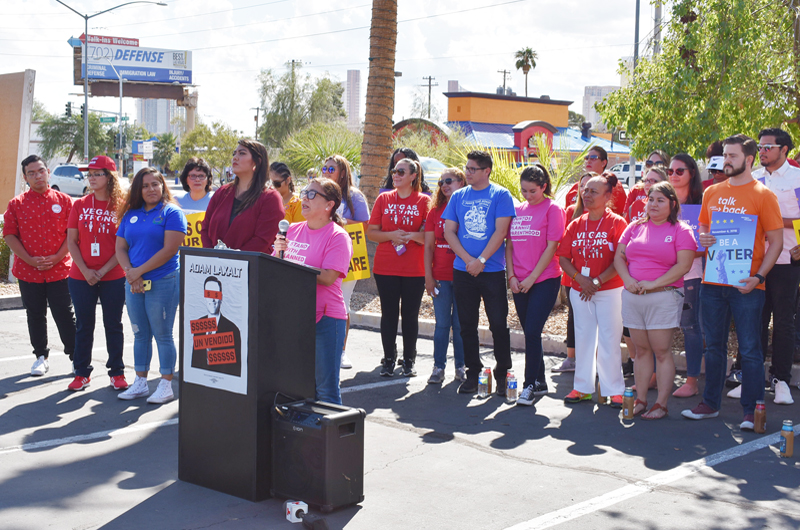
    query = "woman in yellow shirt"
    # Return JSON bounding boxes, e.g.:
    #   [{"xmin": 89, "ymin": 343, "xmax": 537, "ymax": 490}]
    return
[{"xmin": 270, "ymin": 162, "xmax": 304, "ymax": 223}]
